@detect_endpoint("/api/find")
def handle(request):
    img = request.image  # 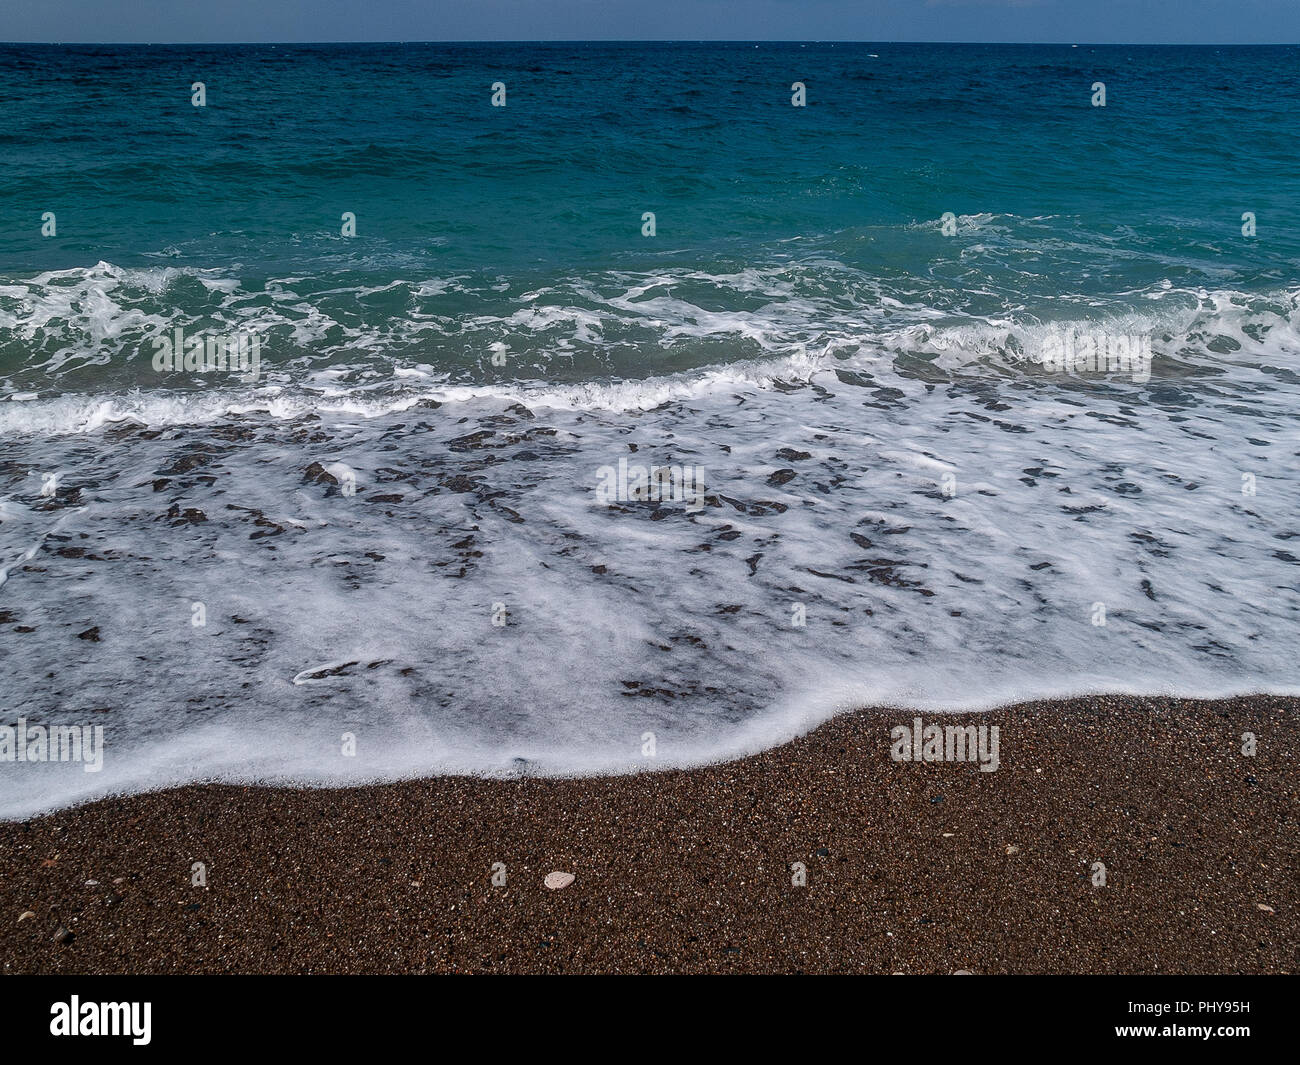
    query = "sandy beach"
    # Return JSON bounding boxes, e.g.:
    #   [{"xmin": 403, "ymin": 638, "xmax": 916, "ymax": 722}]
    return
[{"xmin": 1, "ymin": 695, "xmax": 1295, "ymax": 975}]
